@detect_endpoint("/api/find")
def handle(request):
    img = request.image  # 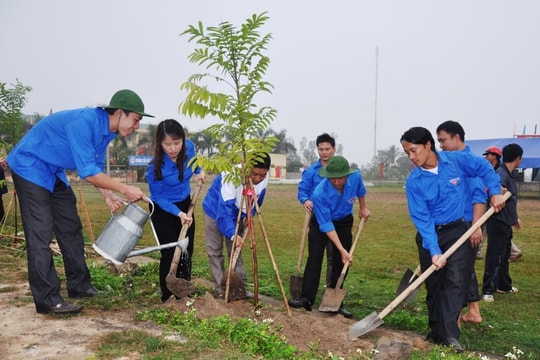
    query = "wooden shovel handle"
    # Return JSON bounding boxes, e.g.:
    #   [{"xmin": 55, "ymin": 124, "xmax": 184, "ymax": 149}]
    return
[
  {"xmin": 295, "ymin": 212, "xmax": 311, "ymax": 275},
  {"xmin": 335, "ymin": 217, "xmax": 366, "ymax": 289},
  {"xmin": 378, "ymin": 191, "xmax": 511, "ymax": 319},
  {"xmin": 168, "ymin": 180, "xmax": 203, "ymax": 276}
]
